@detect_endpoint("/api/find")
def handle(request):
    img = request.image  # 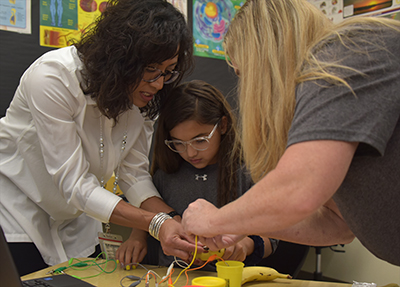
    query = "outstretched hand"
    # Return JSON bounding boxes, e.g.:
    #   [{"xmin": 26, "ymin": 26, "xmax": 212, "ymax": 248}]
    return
[
  {"xmin": 182, "ymin": 198, "xmax": 246, "ymax": 252},
  {"xmin": 115, "ymin": 228, "xmax": 148, "ymax": 268},
  {"xmin": 158, "ymin": 217, "xmax": 204, "ymax": 260}
]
